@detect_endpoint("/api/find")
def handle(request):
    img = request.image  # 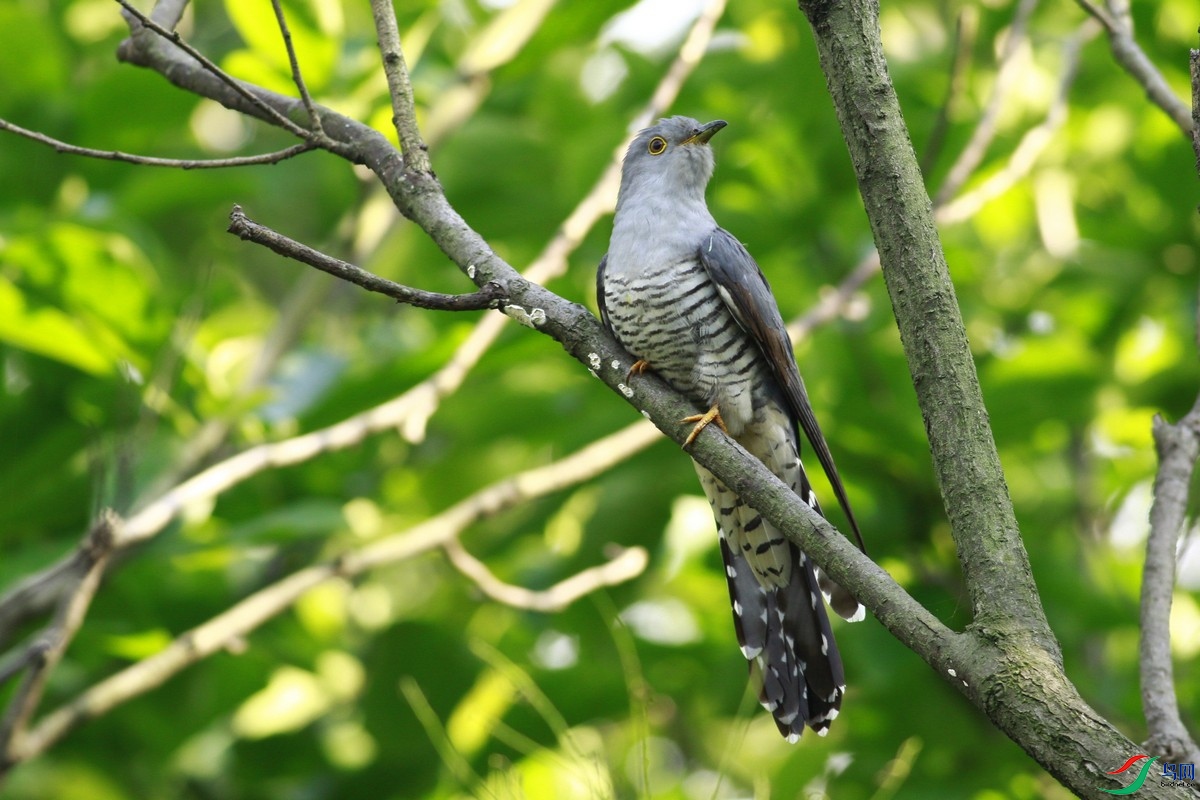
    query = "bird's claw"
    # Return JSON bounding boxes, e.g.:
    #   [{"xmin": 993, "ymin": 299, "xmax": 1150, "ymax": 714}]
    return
[
  {"xmin": 625, "ymin": 359, "xmax": 650, "ymax": 382},
  {"xmin": 681, "ymin": 405, "xmax": 727, "ymax": 448}
]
